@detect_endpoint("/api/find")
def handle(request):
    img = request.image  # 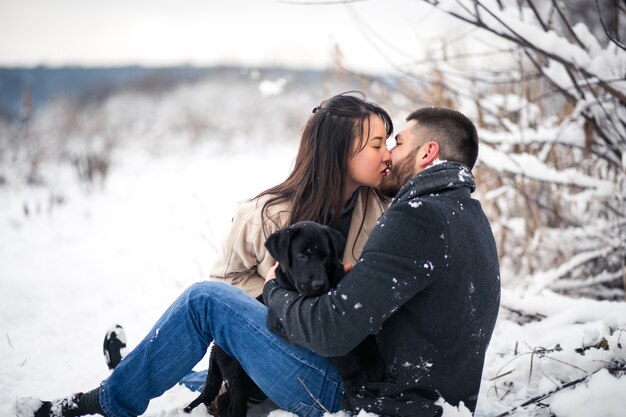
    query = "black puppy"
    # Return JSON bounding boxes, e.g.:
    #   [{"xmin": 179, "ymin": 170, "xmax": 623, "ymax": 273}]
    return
[
  {"xmin": 267, "ymin": 221, "xmax": 345, "ymax": 296},
  {"xmin": 184, "ymin": 221, "xmax": 382, "ymax": 417},
  {"xmin": 265, "ymin": 221, "xmax": 384, "ymax": 383}
]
